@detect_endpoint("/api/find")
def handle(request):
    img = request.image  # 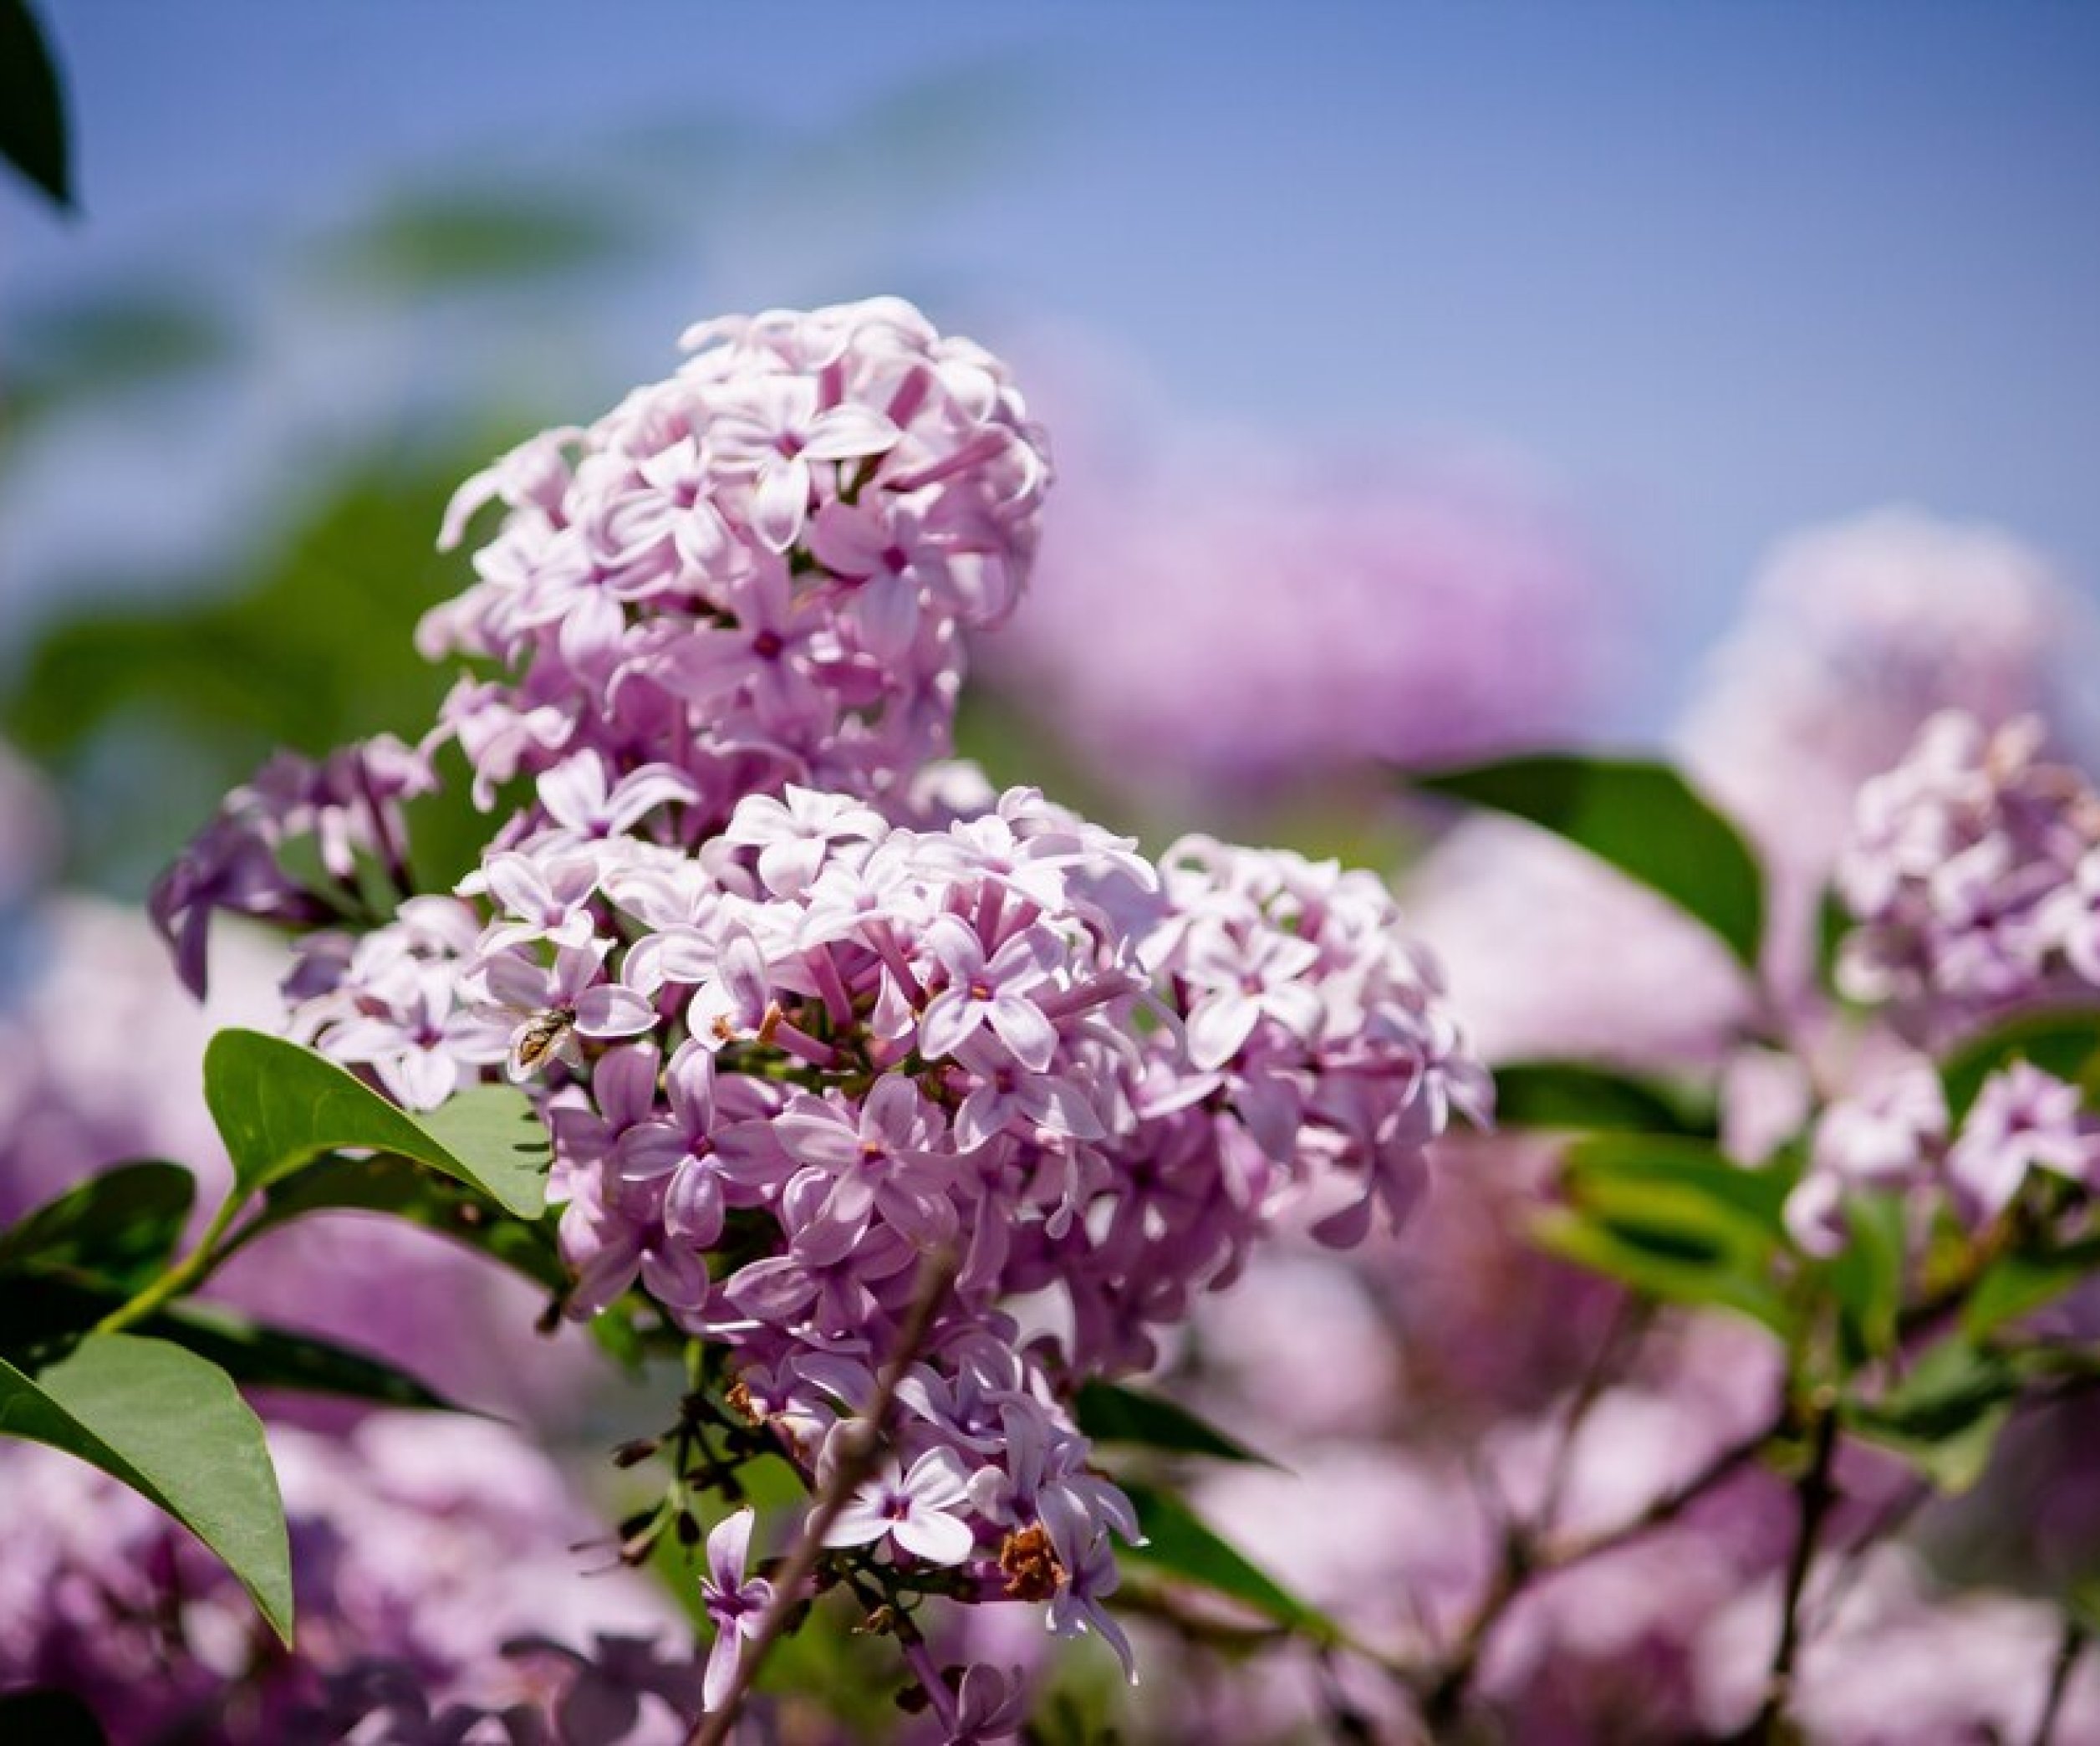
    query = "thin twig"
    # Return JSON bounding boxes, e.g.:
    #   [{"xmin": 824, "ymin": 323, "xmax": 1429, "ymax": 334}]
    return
[
  {"xmin": 1751, "ymin": 1405, "xmax": 1839, "ymax": 1742},
  {"xmin": 1536, "ymin": 1299, "xmax": 1649, "ymax": 1539},
  {"xmin": 1413, "ymin": 1413, "xmax": 1776, "ymax": 1723},
  {"xmin": 686, "ymin": 1246, "xmax": 957, "ymax": 1746},
  {"xmin": 2029, "ymin": 1613, "xmax": 2087, "ymax": 1746}
]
